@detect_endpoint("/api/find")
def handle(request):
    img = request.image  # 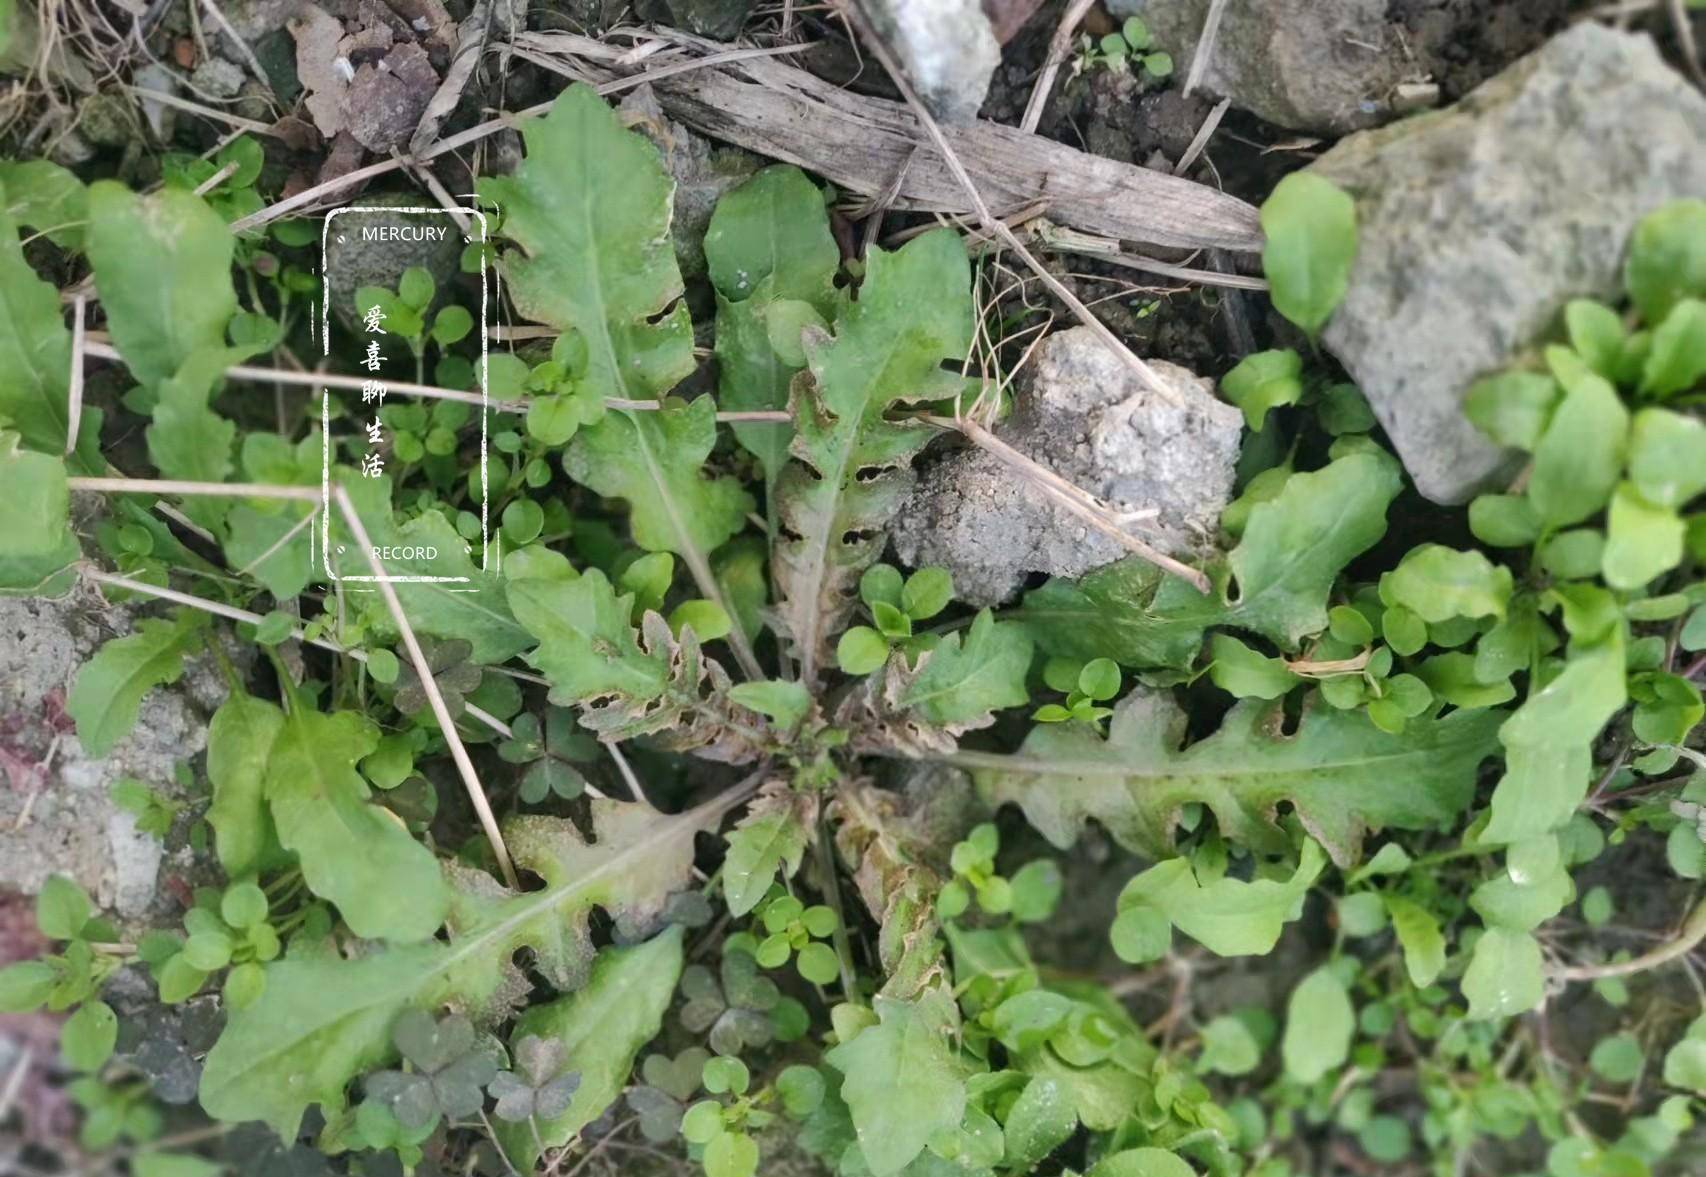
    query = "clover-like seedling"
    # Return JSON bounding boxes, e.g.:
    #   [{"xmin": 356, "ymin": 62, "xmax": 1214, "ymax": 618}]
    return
[
  {"xmin": 835, "ymin": 564, "xmax": 954, "ymax": 675},
  {"xmin": 937, "ymin": 823, "xmax": 1063, "ymax": 926},
  {"xmin": 147, "ymin": 880, "xmax": 280, "ymax": 1010},
  {"xmin": 680, "ymin": 947, "xmax": 783, "ymax": 1056},
  {"xmin": 627, "ymin": 1046, "xmax": 712, "ymax": 1142},
  {"xmin": 488, "ymin": 1034, "xmax": 581, "ymax": 1123},
  {"xmin": 1033, "ymin": 656, "xmax": 1122, "ymax": 727},
  {"xmin": 364, "ymin": 1009, "xmax": 500, "ymax": 1130},
  {"xmin": 393, "ymin": 636, "xmax": 483, "ymax": 719},
  {"xmin": 0, "ymin": 875, "xmax": 144, "ymax": 1075},
  {"xmin": 1079, "ymin": 17, "xmax": 1174, "ymax": 80},
  {"xmin": 682, "ymin": 1056, "xmax": 770, "ymax": 1177},
  {"xmin": 498, "ymin": 708, "xmax": 596, "ymax": 804},
  {"xmin": 750, "ymin": 888, "xmax": 841, "ymax": 985}
]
